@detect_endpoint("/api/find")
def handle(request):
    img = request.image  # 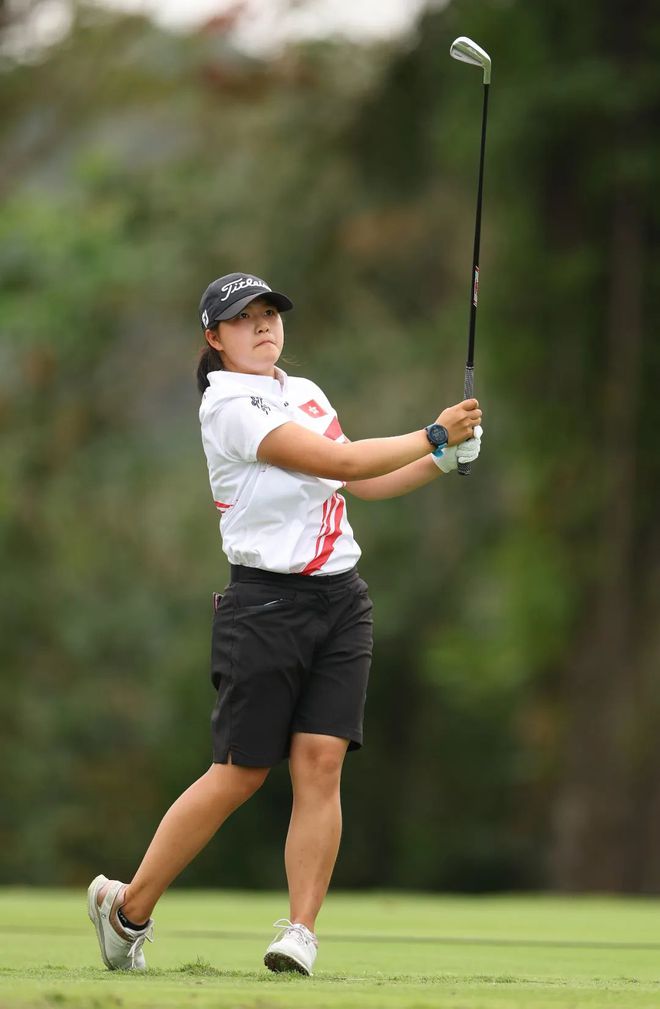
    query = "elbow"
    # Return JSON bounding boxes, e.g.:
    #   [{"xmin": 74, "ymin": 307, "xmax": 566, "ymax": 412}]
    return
[
  {"xmin": 344, "ymin": 480, "xmax": 372, "ymax": 500},
  {"xmin": 338, "ymin": 447, "xmax": 363, "ymax": 482},
  {"xmin": 336, "ymin": 445, "xmax": 386, "ymax": 482}
]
